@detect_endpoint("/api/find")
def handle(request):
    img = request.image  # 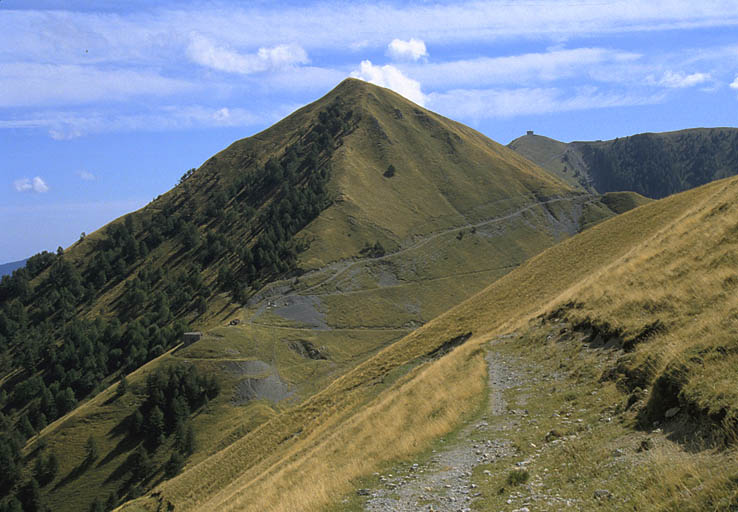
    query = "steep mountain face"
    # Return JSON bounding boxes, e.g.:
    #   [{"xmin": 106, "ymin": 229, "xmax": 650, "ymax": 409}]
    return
[
  {"xmin": 509, "ymin": 128, "xmax": 738, "ymax": 198},
  {"xmin": 0, "ymin": 79, "xmax": 633, "ymax": 512}
]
